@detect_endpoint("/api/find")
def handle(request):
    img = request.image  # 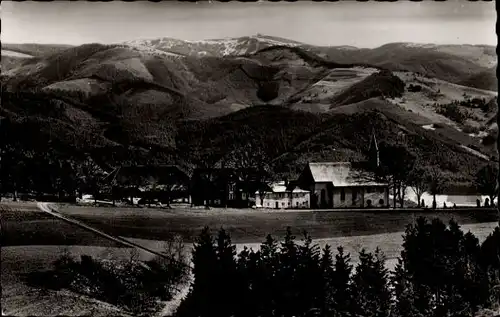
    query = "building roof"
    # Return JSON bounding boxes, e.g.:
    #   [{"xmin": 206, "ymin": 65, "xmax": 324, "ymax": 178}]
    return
[
  {"xmin": 292, "ymin": 188, "xmax": 310, "ymax": 193},
  {"xmin": 271, "ymin": 184, "xmax": 288, "ymax": 193},
  {"xmin": 255, "ymin": 182, "xmax": 310, "ymax": 194},
  {"xmin": 308, "ymin": 162, "xmax": 387, "ymax": 187}
]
